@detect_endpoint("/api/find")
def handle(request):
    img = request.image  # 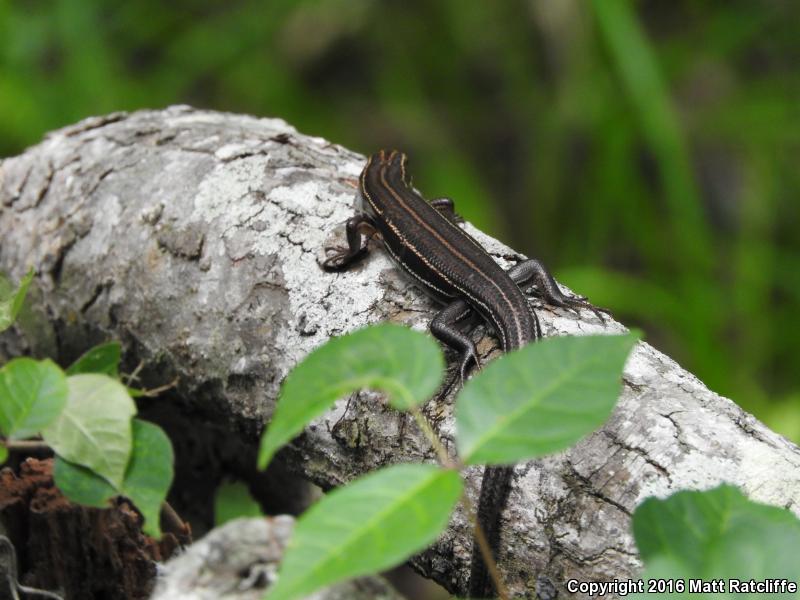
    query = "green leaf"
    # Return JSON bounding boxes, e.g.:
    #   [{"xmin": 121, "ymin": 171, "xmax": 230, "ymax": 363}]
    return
[
  {"xmin": 0, "ymin": 358, "xmax": 68, "ymax": 439},
  {"xmin": 258, "ymin": 324, "xmax": 443, "ymax": 469},
  {"xmin": 42, "ymin": 374, "xmax": 137, "ymax": 488},
  {"xmin": 66, "ymin": 342, "xmax": 122, "ymax": 377},
  {"xmin": 54, "ymin": 456, "xmax": 117, "ymax": 508},
  {"xmin": 457, "ymin": 333, "xmax": 637, "ymax": 465},
  {"xmin": 215, "ymin": 480, "xmax": 262, "ymax": 526},
  {"xmin": 633, "ymin": 485, "xmax": 800, "ymax": 583},
  {"xmin": 0, "ymin": 268, "xmax": 33, "ymax": 332},
  {"xmin": 0, "ymin": 445, "xmax": 7, "ymax": 464},
  {"xmin": 265, "ymin": 463, "xmax": 462, "ymax": 600},
  {"xmin": 123, "ymin": 419, "xmax": 174, "ymax": 538},
  {"xmin": 54, "ymin": 419, "xmax": 174, "ymax": 538}
]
